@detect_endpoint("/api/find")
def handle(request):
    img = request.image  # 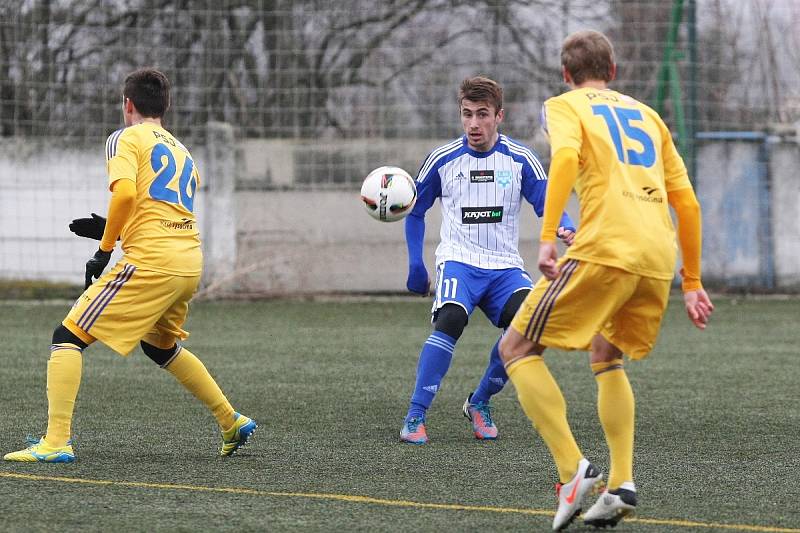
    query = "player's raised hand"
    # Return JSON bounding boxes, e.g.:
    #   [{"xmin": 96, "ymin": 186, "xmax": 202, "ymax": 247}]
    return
[
  {"xmin": 70, "ymin": 213, "xmax": 107, "ymax": 241},
  {"xmin": 557, "ymin": 226, "xmax": 575, "ymax": 246},
  {"xmin": 406, "ymin": 262, "xmax": 429, "ymax": 296},
  {"xmin": 683, "ymin": 289, "xmax": 714, "ymax": 330},
  {"xmin": 85, "ymin": 248, "xmax": 112, "ymax": 289},
  {"xmin": 538, "ymin": 241, "xmax": 560, "ymax": 280}
]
